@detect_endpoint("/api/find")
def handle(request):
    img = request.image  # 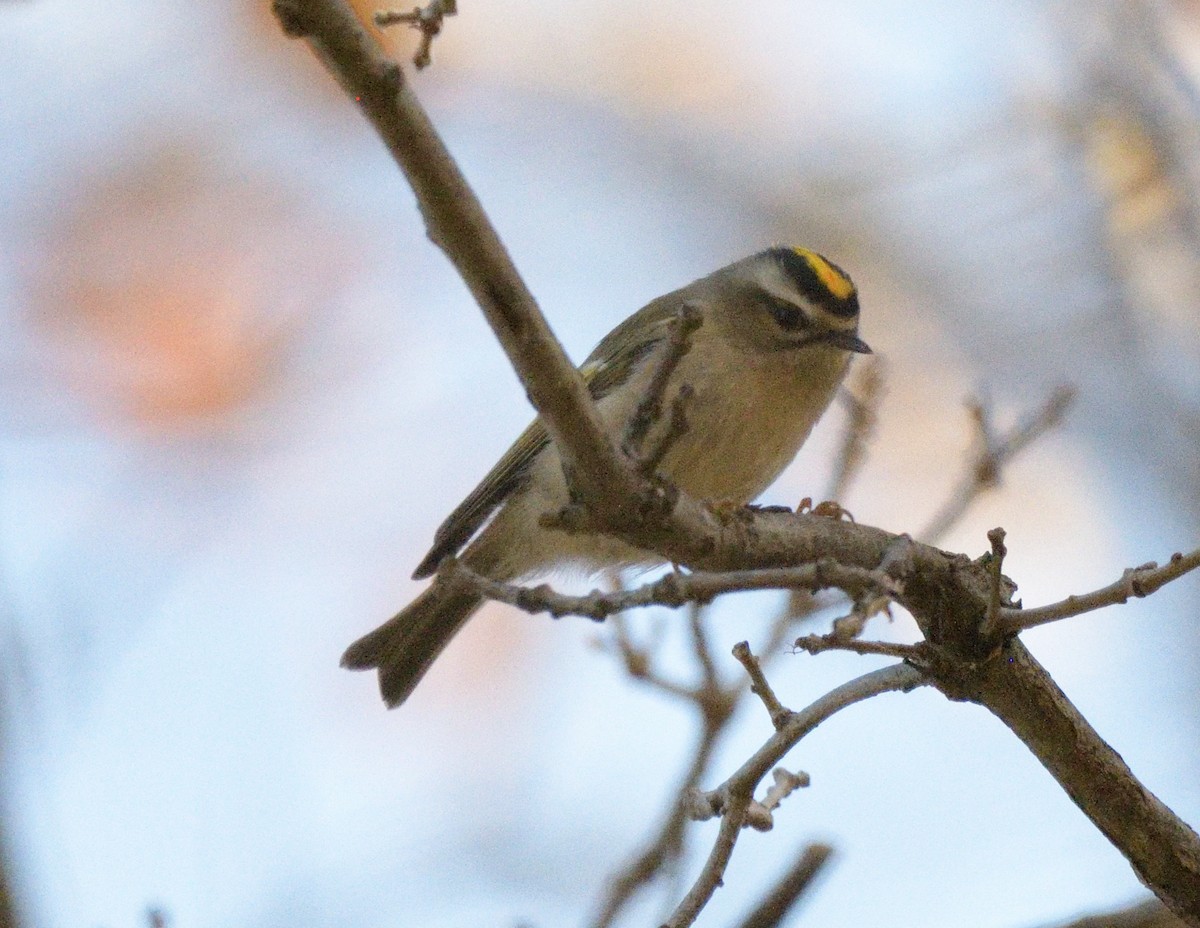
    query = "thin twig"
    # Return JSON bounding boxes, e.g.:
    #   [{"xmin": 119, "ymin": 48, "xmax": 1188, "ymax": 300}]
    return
[
  {"xmin": 665, "ymin": 665, "xmax": 926, "ymax": 928},
  {"xmin": 589, "ymin": 725, "xmax": 728, "ymax": 928},
  {"xmin": 730, "ymin": 843, "xmax": 834, "ymax": 928},
  {"xmin": 701, "ymin": 663, "xmax": 927, "ymax": 805},
  {"xmin": 663, "ymin": 797, "xmax": 751, "ymax": 928},
  {"xmin": 450, "ymin": 560, "xmax": 898, "ymax": 621},
  {"xmin": 594, "ymin": 594, "xmax": 827, "ymax": 926},
  {"xmin": 623, "ymin": 304, "xmax": 703, "ymax": 462},
  {"xmin": 827, "ymin": 357, "xmax": 885, "ymax": 503},
  {"xmin": 588, "ymin": 613, "xmax": 735, "ymax": 928},
  {"xmin": 687, "ymin": 604, "xmax": 721, "ymax": 695},
  {"xmin": 918, "ymin": 385, "xmax": 1076, "ymax": 544},
  {"xmin": 606, "ymin": 613, "xmax": 698, "ymax": 704},
  {"xmin": 1002, "ymin": 547, "xmax": 1200, "ymax": 634},
  {"xmin": 375, "ymin": 0, "xmax": 457, "ymax": 70},
  {"xmin": 793, "ymin": 634, "xmax": 920, "ymax": 660},
  {"xmin": 732, "ymin": 641, "xmax": 791, "ymax": 730},
  {"xmin": 983, "ymin": 526, "xmax": 1007, "ymax": 639},
  {"xmin": 593, "ymin": 502, "xmax": 970, "ymax": 926}
]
